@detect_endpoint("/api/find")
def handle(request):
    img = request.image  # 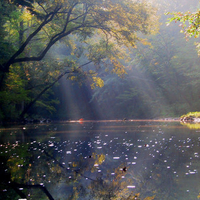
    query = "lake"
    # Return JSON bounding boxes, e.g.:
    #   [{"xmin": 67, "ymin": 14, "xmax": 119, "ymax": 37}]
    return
[{"xmin": 0, "ymin": 120, "xmax": 200, "ymax": 200}]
